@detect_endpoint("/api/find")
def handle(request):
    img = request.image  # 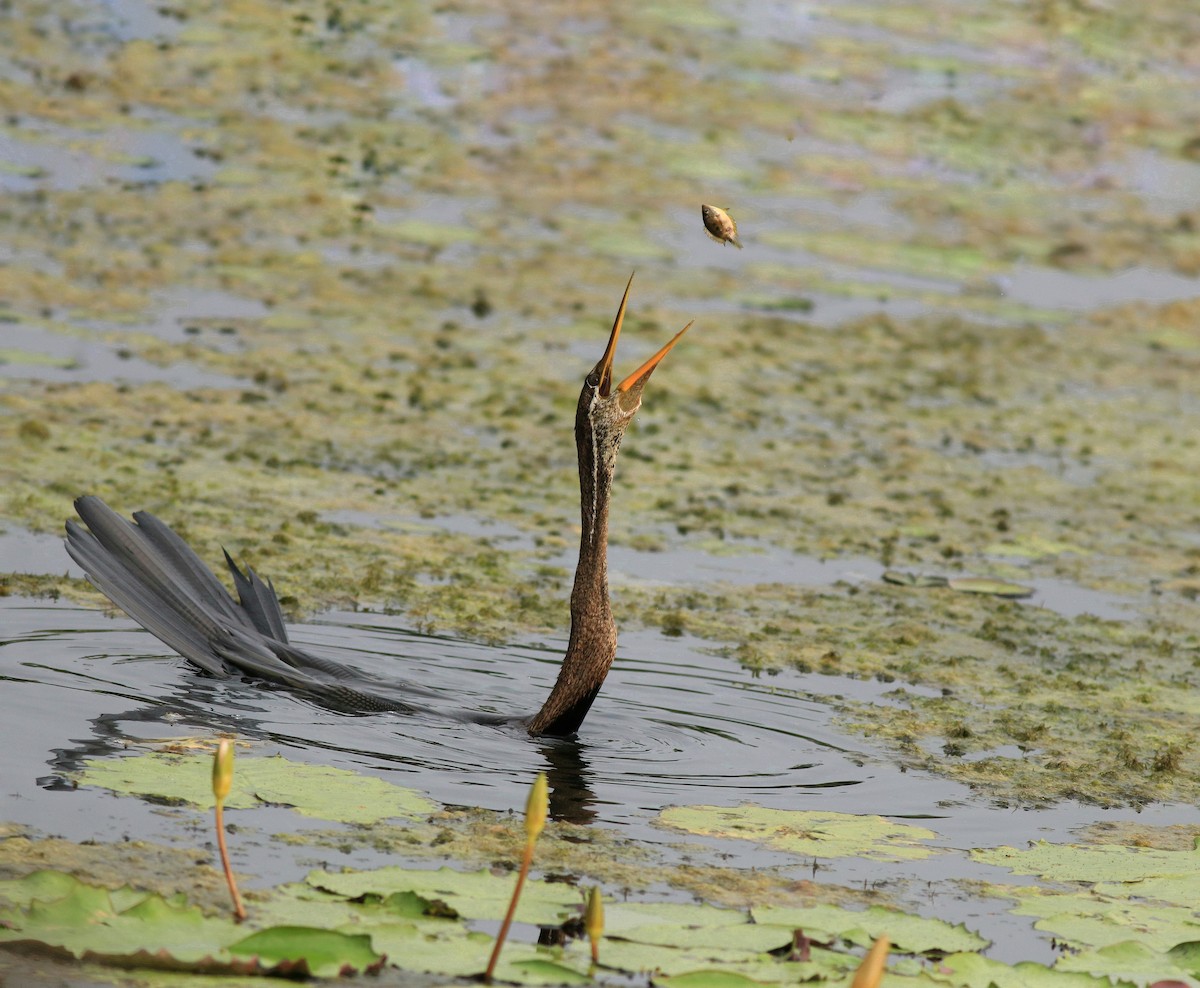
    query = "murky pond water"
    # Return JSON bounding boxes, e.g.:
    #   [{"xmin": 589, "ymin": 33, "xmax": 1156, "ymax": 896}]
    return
[{"xmin": 4, "ymin": 591, "xmax": 1199, "ymax": 965}]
